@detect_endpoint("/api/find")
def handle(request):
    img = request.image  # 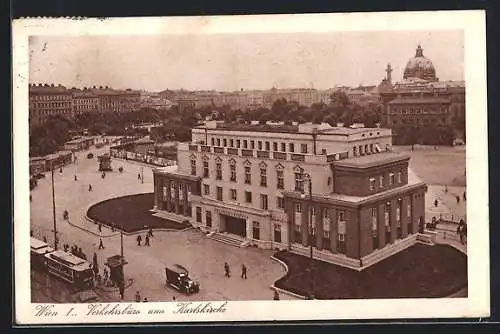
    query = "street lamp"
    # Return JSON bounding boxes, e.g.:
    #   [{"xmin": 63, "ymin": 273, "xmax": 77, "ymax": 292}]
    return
[
  {"xmin": 300, "ymin": 172, "xmax": 314, "ymax": 300},
  {"xmin": 141, "ymin": 166, "xmax": 144, "ymax": 184},
  {"xmin": 50, "ymin": 165, "xmax": 58, "ymax": 250}
]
